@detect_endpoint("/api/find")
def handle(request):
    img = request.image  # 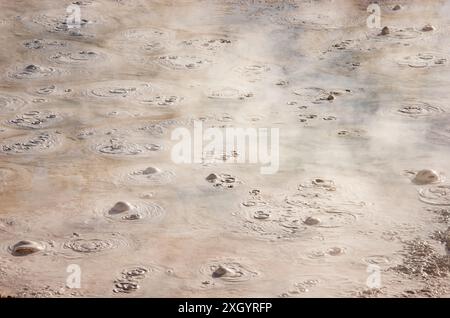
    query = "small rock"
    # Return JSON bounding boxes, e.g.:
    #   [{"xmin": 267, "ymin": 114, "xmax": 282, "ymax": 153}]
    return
[
  {"xmin": 326, "ymin": 94, "xmax": 335, "ymax": 101},
  {"xmin": 212, "ymin": 265, "xmax": 230, "ymax": 278},
  {"xmin": 206, "ymin": 173, "xmax": 219, "ymax": 182},
  {"xmin": 11, "ymin": 240, "xmax": 44, "ymax": 256},
  {"xmin": 109, "ymin": 201, "xmax": 132, "ymax": 214},
  {"xmin": 422, "ymin": 24, "xmax": 435, "ymax": 32},
  {"xmin": 142, "ymin": 166, "xmax": 160, "ymax": 175},
  {"xmin": 304, "ymin": 216, "xmax": 320, "ymax": 226},
  {"xmin": 276, "ymin": 80, "xmax": 289, "ymax": 86},
  {"xmin": 327, "ymin": 247, "xmax": 345, "ymax": 256},
  {"xmin": 380, "ymin": 26, "xmax": 390, "ymax": 35},
  {"xmin": 392, "ymin": 5, "xmax": 402, "ymax": 11},
  {"xmin": 25, "ymin": 64, "xmax": 38, "ymax": 72},
  {"xmin": 254, "ymin": 211, "xmax": 270, "ymax": 220},
  {"xmin": 413, "ymin": 169, "xmax": 439, "ymax": 185}
]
